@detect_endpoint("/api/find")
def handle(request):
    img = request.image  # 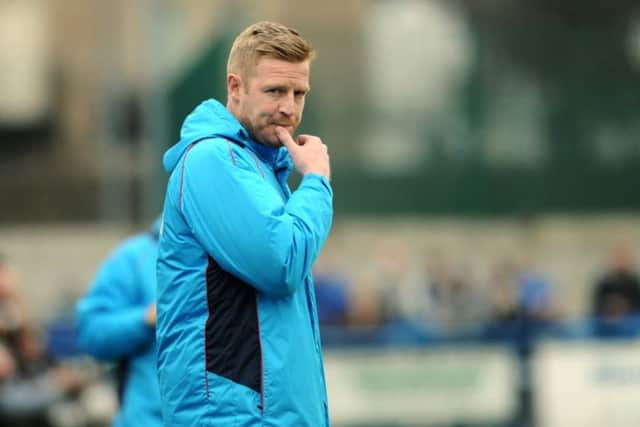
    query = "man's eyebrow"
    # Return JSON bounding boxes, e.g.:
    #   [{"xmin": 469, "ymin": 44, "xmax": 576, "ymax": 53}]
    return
[{"xmin": 263, "ymin": 84, "xmax": 311, "ymax": 93}]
